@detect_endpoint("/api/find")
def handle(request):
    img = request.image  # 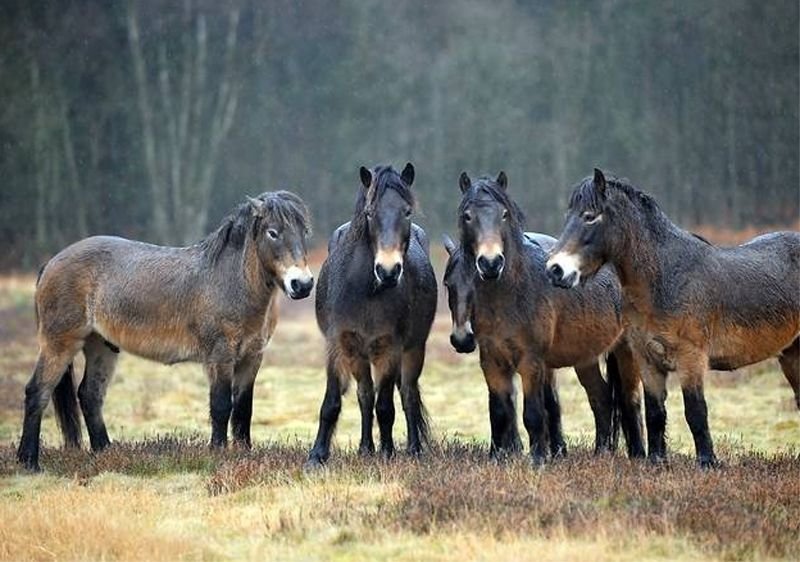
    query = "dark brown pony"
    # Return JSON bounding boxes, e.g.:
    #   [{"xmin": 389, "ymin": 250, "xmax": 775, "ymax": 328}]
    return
[
  {"xmin": 443, "ymin": 233, "xmax": 646, "ymax": 457},
  {"xmin": 18, "ymin": 191, "xmax": 313, "ymax": 471},
  {"xmin": 456, "ymin": 172, "xmax": 645, "ymax": 465},
  {"xmin": 547, "ymin": 169, "xmax": 800, "ymax": 467},
  {"xmin": 307, "ymin": 164, "xmax": 437, "ymax": 467}
]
